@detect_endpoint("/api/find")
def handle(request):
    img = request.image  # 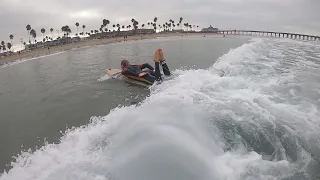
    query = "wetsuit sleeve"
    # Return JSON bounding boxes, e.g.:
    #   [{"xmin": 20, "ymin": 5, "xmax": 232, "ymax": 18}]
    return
[
  {"xmin": 121, "ymin": 70, "xmax": 139, "ymax": 77},
  {"xmin": 138, "ymin": 63, "xmax": 154, "ymax": 70}
]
